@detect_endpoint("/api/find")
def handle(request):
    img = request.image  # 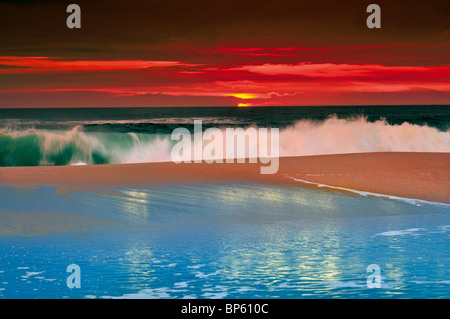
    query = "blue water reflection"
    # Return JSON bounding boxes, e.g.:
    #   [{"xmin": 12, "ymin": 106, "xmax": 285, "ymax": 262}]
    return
[{"xmin": 0, "ymin": 183, "xmax": 448, "ymax": 298}]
